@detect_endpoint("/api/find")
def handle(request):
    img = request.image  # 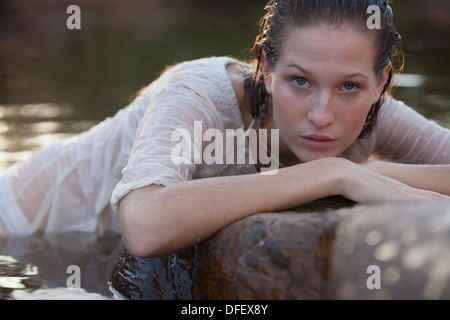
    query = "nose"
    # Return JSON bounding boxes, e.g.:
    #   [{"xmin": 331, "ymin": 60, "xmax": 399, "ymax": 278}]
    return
[{"xmin": 306, "ymin": 91, "xmax": 336, "ymax": 129}]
